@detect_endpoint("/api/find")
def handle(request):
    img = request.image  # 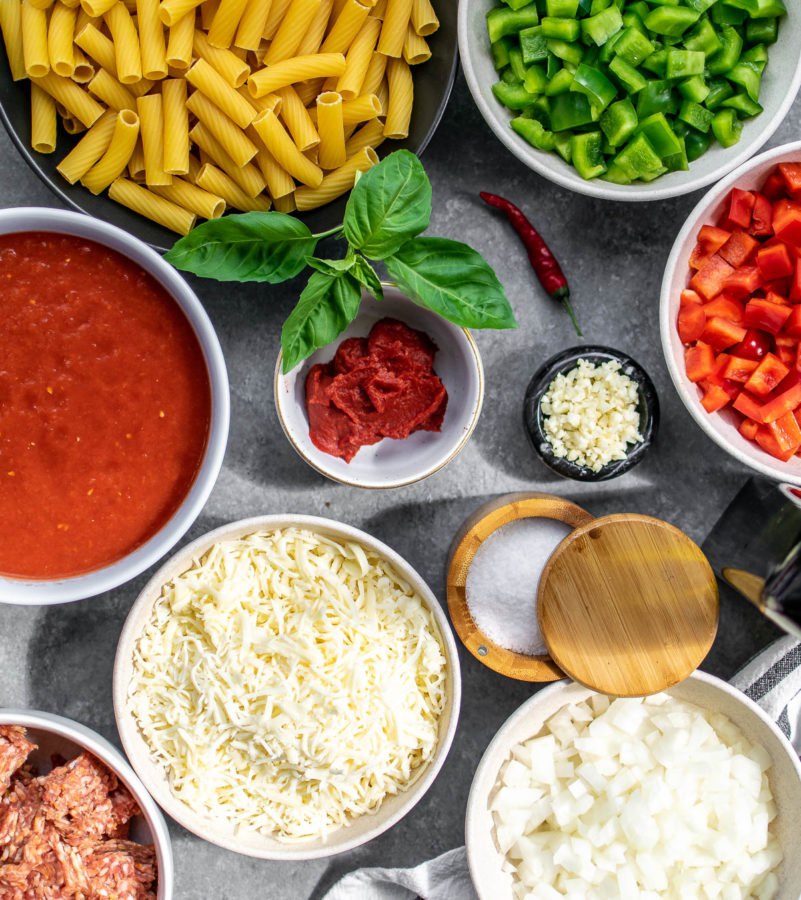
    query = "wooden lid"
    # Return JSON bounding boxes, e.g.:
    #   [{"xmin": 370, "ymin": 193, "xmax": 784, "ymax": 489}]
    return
[
  {"xmin": 447, "ymin": 492, "xmax": 594, "ymax": 682},
  {"xmin": 538, "ymin": 513, "xmax": 719, "ymax": 697}
]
